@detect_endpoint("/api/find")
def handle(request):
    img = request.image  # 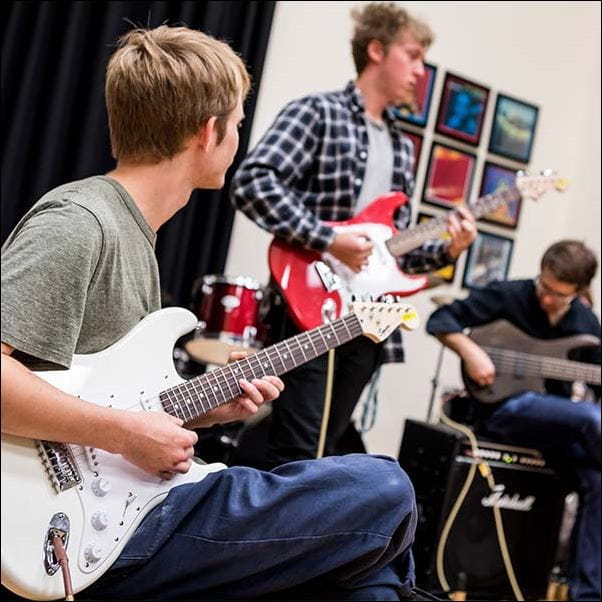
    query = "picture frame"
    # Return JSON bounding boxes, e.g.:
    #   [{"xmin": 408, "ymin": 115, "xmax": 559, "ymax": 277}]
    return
[
  {"xmin": 488, "ymin": 93, "xmax": 539, "ymax": 163},
  {"xmin": 401, "ymin": 129, "xmax": 423, "ymax": 176},
  {"xmin": 417, "ymin": 212, "xmax": 456, "ymax": 283},
  {"xmin": 392, "ymin": 62, "xmax": 437, "ymax": 127},
  {"xmin": 422, "ymin": 142, "xmax": 476, "ymax": 209},
  {"xmin": 462, "ymin": 230, "xmax": 514, "ymax": 289},
  {"xmin": 435, "ymin": 72, "xmax": 490, "ymax": 146},
  {"xmin": 478, "ymin": 161, "xmax": 522, "ymax": 229}
]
